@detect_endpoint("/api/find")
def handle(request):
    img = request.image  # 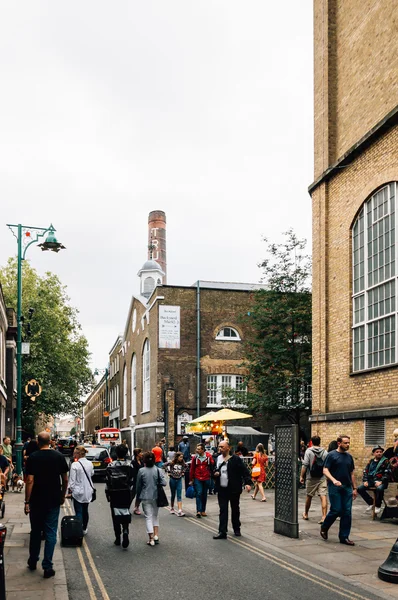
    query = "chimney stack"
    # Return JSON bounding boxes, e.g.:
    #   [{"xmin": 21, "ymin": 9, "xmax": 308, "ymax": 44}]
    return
[{"xmin": 148, "ymin": 210, "xmax": 167, "ymax": 283}]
